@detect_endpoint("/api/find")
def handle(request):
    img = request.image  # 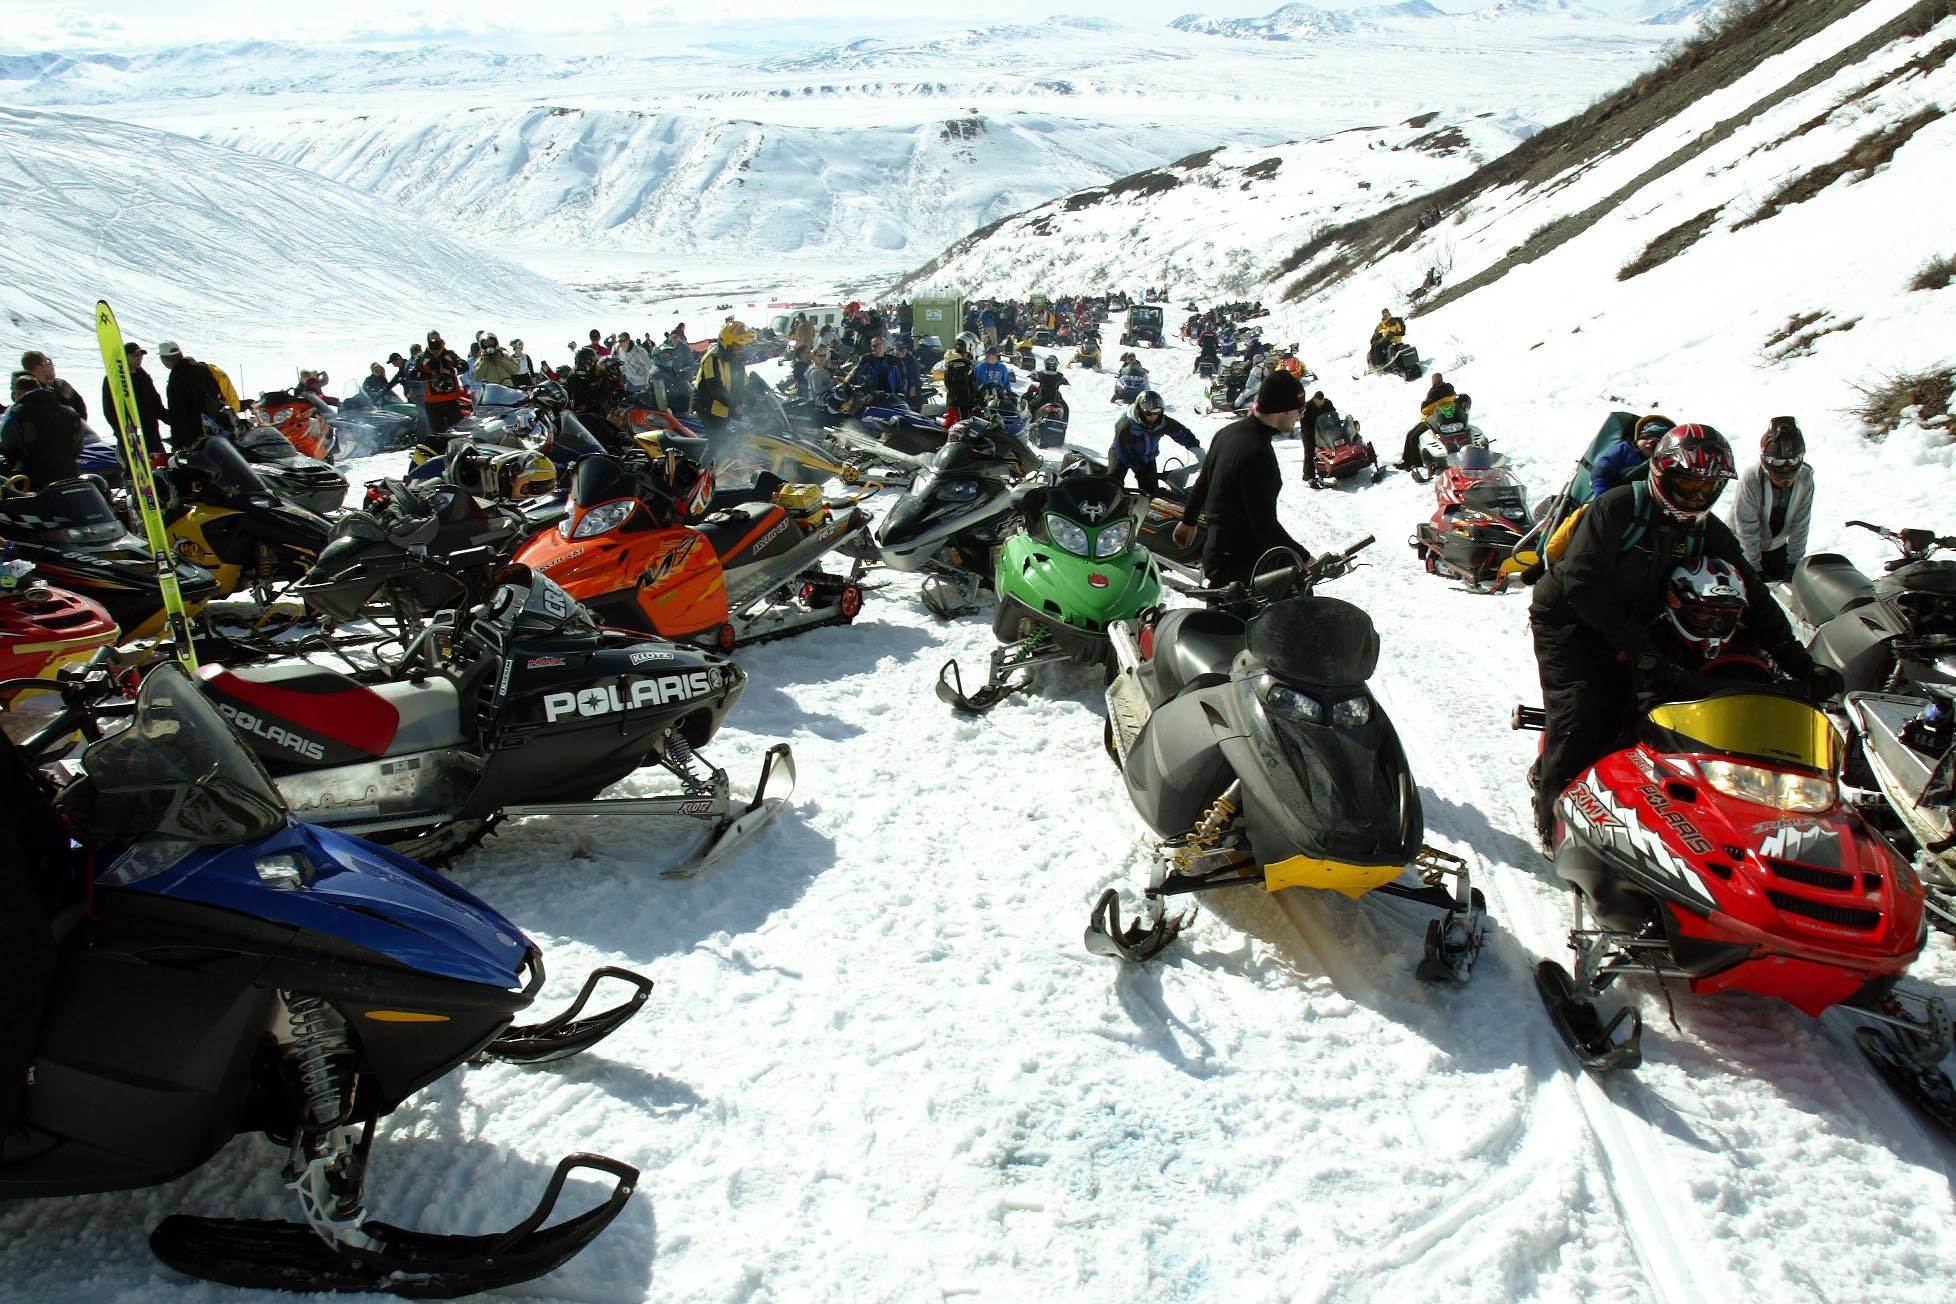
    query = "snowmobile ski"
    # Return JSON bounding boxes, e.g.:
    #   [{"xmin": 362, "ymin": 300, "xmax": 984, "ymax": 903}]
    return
[
  {"xmin": 1083, "ymin": 887, "xmax": 1192, "ymax": 963},
  {"xmin": 1856, "ymin": 1022, "xmax": 1956, "ymax": 1144},
  {"xmin": 149, "ymin": 1152, "xmax": 638, "ymax": 1299},
  {"xmin": 934, "ymin": 636, "xmax": 1068, "ymax": 715},
  {"xmin": 96, "ymin": 300, "xmax": 198, "ymax": 670},
  {"xmin": 1535, "ymin": 959, "xmax": 1644, "ymax": 1072}
]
